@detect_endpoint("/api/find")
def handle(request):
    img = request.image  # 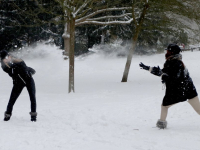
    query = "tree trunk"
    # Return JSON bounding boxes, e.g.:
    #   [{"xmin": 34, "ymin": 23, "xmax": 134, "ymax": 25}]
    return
[
  {"xmin": 63, "ymin": 38, "xmax": 70, "ymax": 56},
  {"xmin": 63, "ymin": 22, "xmax": 70, "ymax": 56},
  {"xmin": 121, "ymin": 34, "xmax": 138, "ymax": 82},
  {"xmin": 68, "ymin": 18, "xmax": 75, "ymax": 93},
  {"xmin": 121, "ymin": 3, "xmax": 149, "ymax": 82}
]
